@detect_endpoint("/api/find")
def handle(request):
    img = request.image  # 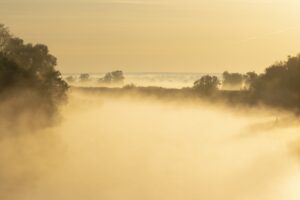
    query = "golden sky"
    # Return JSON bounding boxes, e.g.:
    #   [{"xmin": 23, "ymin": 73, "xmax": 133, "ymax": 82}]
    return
[{"xmin": 1, "ymin": 0, "xmax": 300, "ymax": 73}]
